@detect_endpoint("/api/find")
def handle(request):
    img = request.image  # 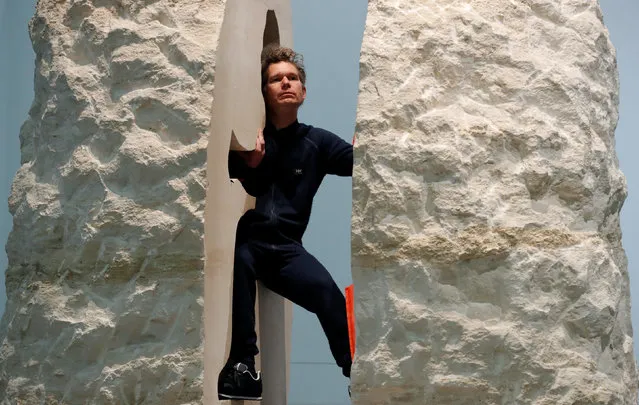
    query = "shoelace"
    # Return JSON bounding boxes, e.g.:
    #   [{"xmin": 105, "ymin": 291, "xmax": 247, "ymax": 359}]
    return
[{"xmin": 232, "ymin": 363, "xmax": 260, "ymax": 384}]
